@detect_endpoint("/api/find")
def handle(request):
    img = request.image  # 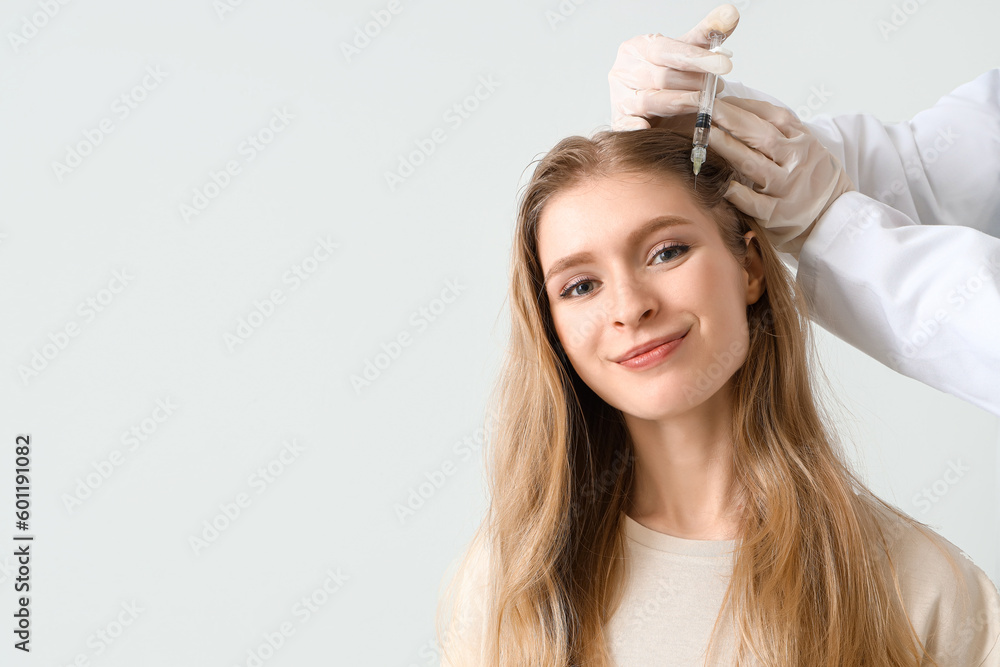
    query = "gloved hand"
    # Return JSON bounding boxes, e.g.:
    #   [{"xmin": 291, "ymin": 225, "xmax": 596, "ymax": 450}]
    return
[
  {"xmin": 609, "ymin": 4, "xmax": 739, "ymax": 131},
  {"xmin": 607, "ymin": 3, "xmax": 853, "ymax": 259},
  {"xmin": 708, "ymin": 97, "xmax": 855, "ymax": 259}
]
